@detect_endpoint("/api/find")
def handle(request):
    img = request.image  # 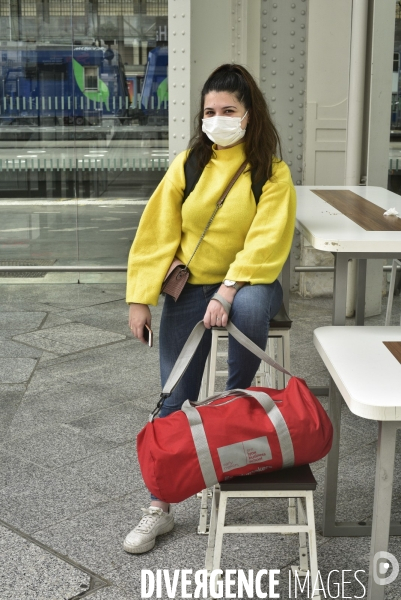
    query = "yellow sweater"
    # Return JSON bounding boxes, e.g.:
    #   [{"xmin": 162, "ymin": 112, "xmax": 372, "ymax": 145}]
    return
[{"xmin": 126, "ymin": 142, "xmax": 296, "ymax": 305}]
